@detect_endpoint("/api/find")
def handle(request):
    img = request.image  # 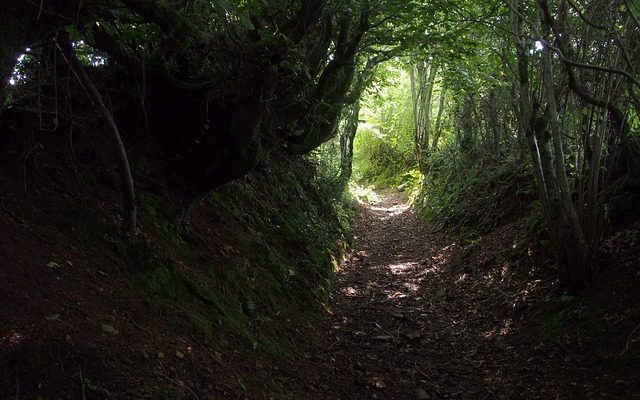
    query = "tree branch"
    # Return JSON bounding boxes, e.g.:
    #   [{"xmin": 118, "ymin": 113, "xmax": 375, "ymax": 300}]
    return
[
  {"xmin": 56, "ymin": 32, "xmax": 138, "ymax": 240},
  {"xmin": 503, "ymin": 0, "xmax": 640, "ymax": 89}
]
